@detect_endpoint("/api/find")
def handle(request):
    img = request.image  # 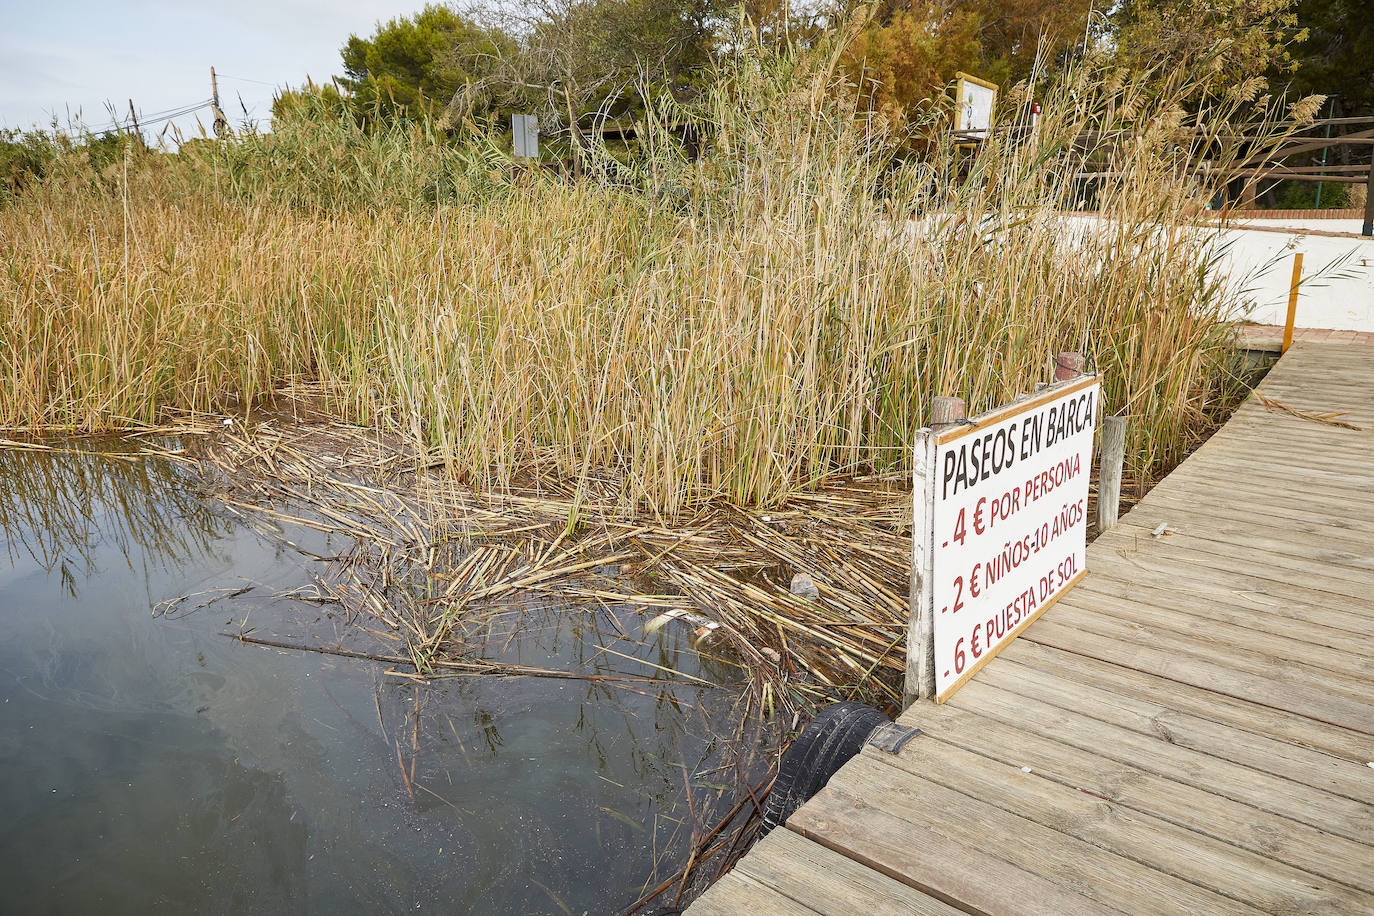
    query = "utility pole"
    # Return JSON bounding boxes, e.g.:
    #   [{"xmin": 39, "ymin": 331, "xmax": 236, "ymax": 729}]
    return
[{"xmin": 210, "ymin": 66, "xmax": 228, "ymax": 138}]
